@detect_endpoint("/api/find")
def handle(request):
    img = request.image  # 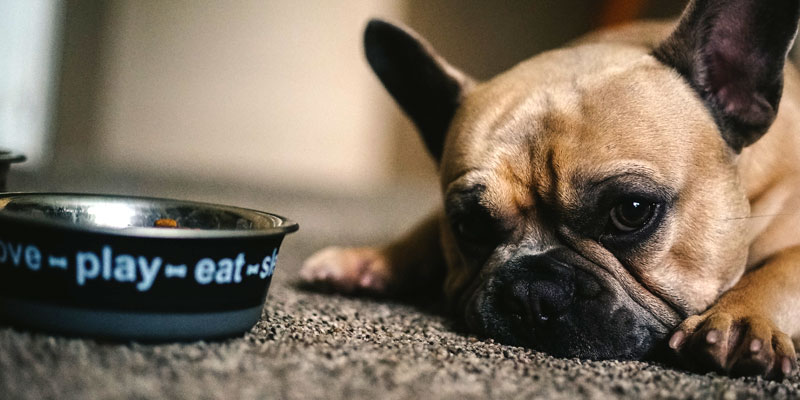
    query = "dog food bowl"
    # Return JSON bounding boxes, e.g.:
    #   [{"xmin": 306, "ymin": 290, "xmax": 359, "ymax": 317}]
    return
[{"xmin": 0, "ymin": 192, "xmax": 298, "ymax": 341}]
